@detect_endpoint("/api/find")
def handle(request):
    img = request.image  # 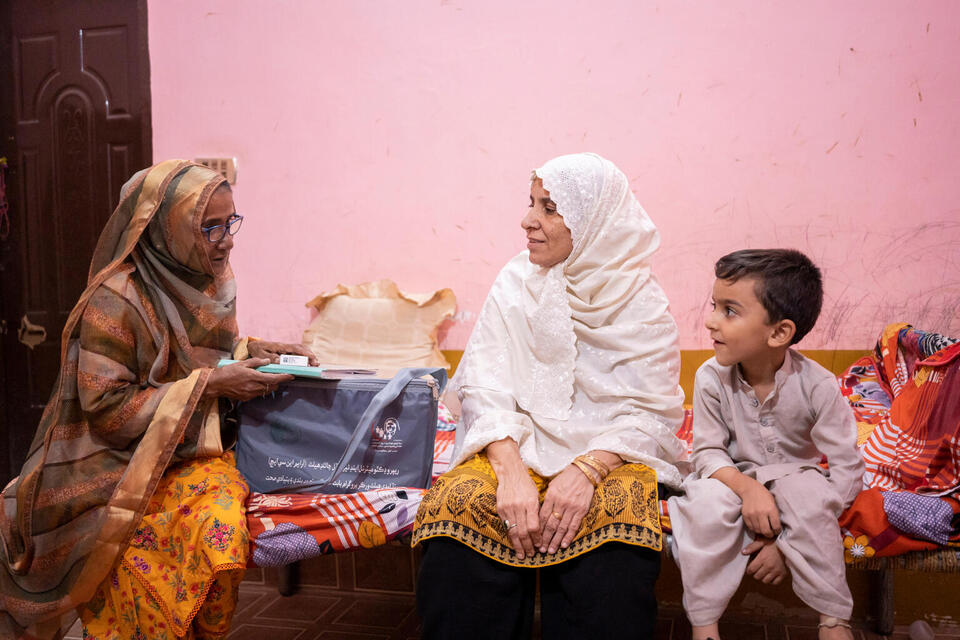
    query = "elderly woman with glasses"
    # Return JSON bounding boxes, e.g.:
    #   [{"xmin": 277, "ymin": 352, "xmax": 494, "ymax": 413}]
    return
[{"xmin": 0, "ymin": 160, "xmax": 314, "ymax": 640}]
